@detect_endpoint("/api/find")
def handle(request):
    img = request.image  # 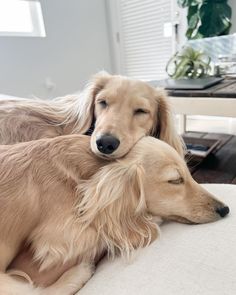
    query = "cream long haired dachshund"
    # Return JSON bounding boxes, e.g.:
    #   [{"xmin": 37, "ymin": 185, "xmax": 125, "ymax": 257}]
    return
[
  {"xmin": 0, "ymin": 135, "xmax": 229, "ymax": 295},
  {"xmin": 0, "ymin": 72, "xmax": 184, "ymax": 157}
]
